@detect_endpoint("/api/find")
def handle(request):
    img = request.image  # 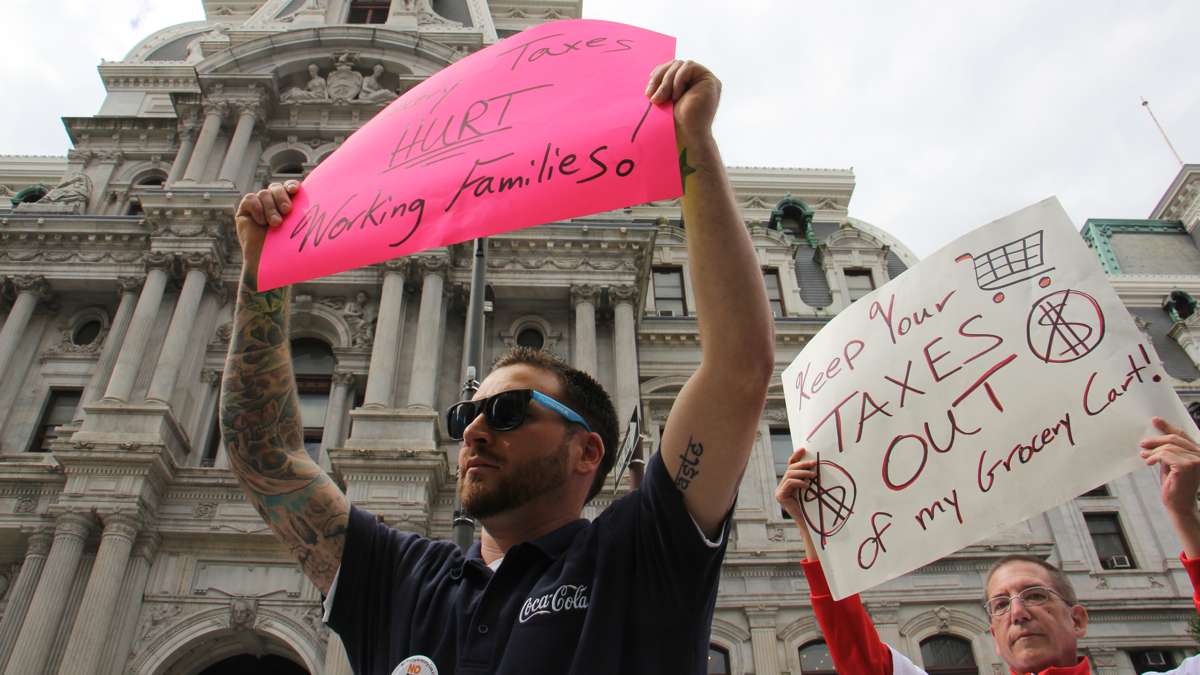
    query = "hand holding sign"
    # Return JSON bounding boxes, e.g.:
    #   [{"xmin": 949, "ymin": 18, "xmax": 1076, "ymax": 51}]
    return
[{"xmin": 257, "ymin": 20, "xmax": 681, "ymax": 290}]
